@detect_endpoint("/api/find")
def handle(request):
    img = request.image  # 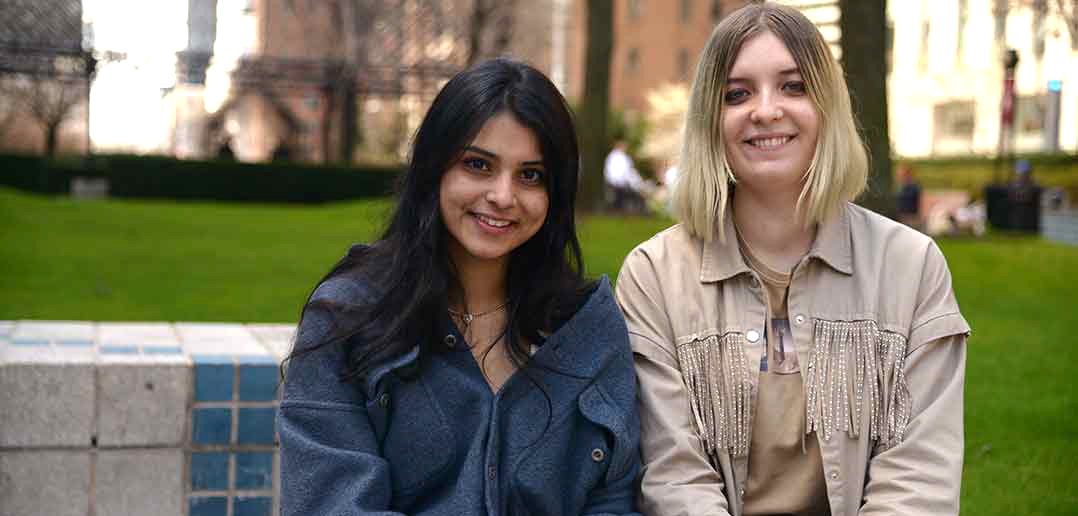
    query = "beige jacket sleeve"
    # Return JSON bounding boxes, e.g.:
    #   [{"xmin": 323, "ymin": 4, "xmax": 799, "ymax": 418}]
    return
[
  {"xmin": 861, "ymin": 241, "xmax": 970, "ymax": 515},
  {"xmin": 616, "ymin": 248, "xmax": 732, "ymax": 516}
]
